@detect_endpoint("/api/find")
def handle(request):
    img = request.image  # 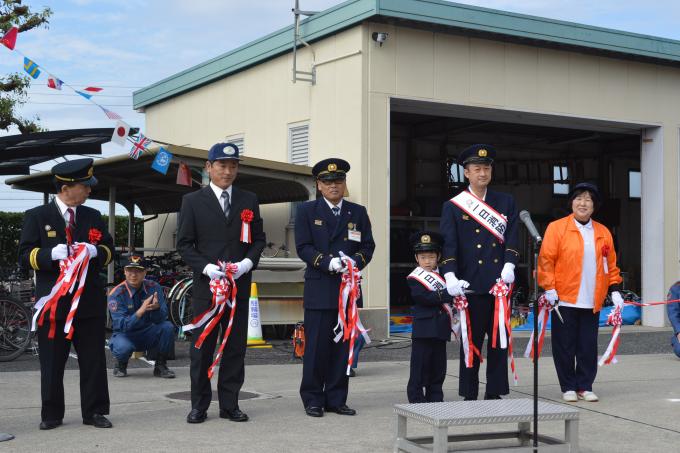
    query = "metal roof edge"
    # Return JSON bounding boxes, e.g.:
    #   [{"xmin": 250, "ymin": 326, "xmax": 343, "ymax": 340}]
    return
[
  {"xmin": 134, "ymin": 0, "xmax": 680, "ymax": 109},
  {"xmin": 133, "ymin": 0, "xmax": 377, "ymax": 109}
]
